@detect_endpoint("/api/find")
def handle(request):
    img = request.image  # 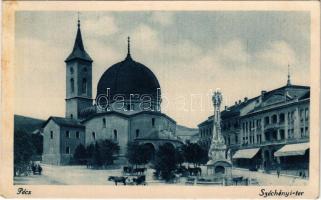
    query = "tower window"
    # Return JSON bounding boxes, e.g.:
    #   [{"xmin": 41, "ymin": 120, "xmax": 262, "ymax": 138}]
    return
[
  {"xmin": 76, "ymin": 131, "xmax": 80, "ymax": 139},
  {"xmin": 70, "ymin": 67, "xmax": 74, "ymax": 74},
  {"xmin": 70, "ymin": 114, "xmax": 73, "ymax": 119},
  {"xmin": 83, "ymin": 67, "xmax": 87, "ymax": 73},
  {"xmin": 70, "ymin": 78, "xmax": 74, "ymax": 93},
  {"xmin": 65, "ymin": 146, "xmax": 70, "ymax": 154},
  {"xmin": 152, "ymin": 118, "xmax": 155, "ymax": 127},
  {"xmin": 50, "ymin": 131, "xmax": 53, "ymax": 139},
  {"xmin": 136, "ymin": 129, "xmax": 140, "ymax": 138},
  {"xmin": 82, "ymin": 78, "xmax": 87, "ymax": 94},
  {"xmin": 102, "ymin": 118, "xmax": 106, "ymax": 128},
  {"xmin": 66, "ymin": 131, "xmax": 70, "ymax": 138},
  {"xmin": 305, "ymin": 108, "xmax": 309, "ymax": 121},
  {"xmin": 92, "ymin": 132, "xmax": 96, "ymax": 140},
  {"xmin": 114, "ymin": 129, "xmax": 118, "ymax": 141}
]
